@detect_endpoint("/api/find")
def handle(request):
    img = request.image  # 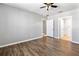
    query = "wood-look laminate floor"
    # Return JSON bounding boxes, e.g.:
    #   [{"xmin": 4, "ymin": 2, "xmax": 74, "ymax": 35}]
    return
[{"xmin": 0, "ymin": 36, "xmax": 79, "ymax": 56}]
